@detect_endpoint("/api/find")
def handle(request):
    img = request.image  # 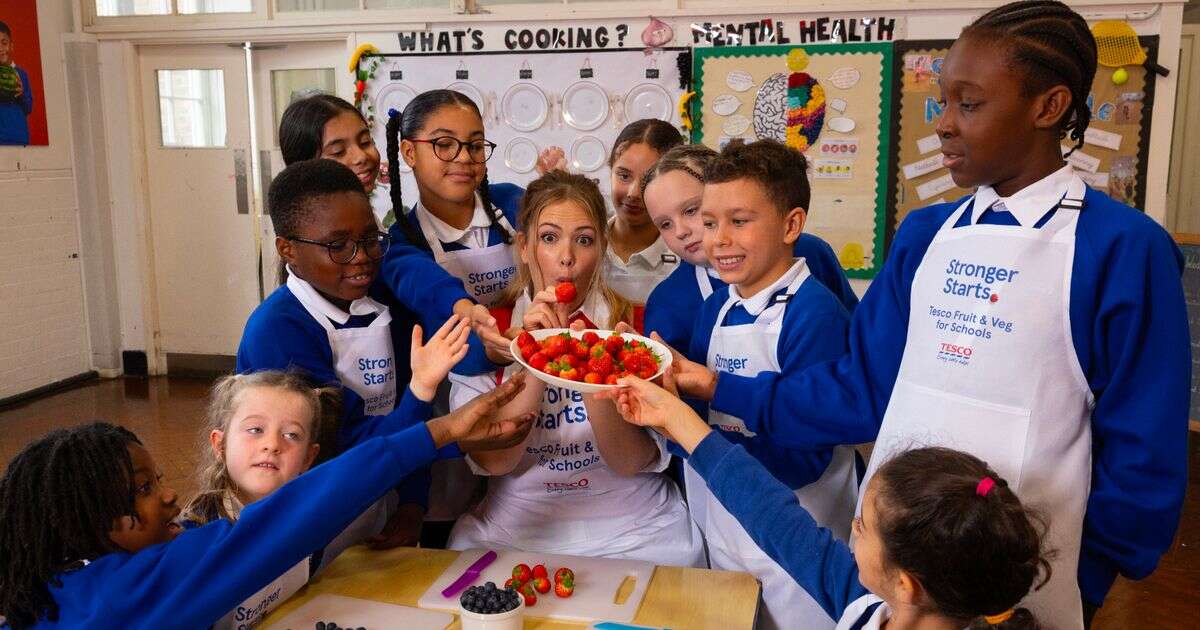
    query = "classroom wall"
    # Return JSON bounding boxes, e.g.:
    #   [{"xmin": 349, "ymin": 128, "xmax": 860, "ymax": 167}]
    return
[{"xmin": 0, "ymin": 0, "xmax": 94, "ymax": 399}]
